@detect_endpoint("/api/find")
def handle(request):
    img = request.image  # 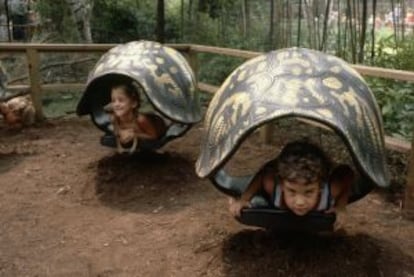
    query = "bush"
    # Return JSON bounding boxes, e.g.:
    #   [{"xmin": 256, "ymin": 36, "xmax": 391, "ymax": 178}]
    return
[{"xmin": 366, "ymin": 36, "xmax": 414, "ymax": 140}]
